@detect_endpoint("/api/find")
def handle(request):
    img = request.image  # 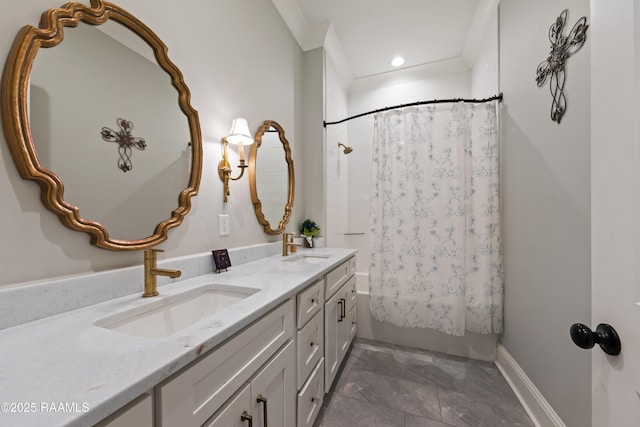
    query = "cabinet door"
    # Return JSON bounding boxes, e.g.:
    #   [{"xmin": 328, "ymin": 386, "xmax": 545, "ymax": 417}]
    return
[
  {"xmin": 324, "ymin": 289, "xmax": 339, "ymax": 393},
  {"xmin": 324, "ymin": 286, "xmax": 348, "ymax": 392},
  {"xmin": 250, "ymin": 340, "xmax": 296, "ymax": 427},
  {"xmin": 336, "ymin": 287, "xmax": 350, "ymax": 364},
  {"xmin": 203, "ymin": 384, "xmax": 251, "ymax": 427},
  {"xmin": 95, "ymin": 393, "xmax": 153, "ymax": 427}
]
